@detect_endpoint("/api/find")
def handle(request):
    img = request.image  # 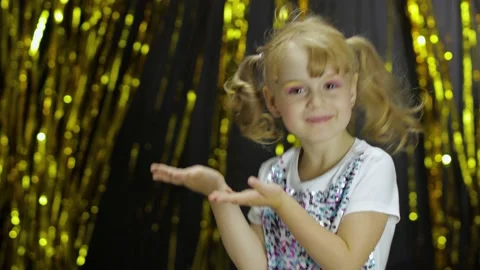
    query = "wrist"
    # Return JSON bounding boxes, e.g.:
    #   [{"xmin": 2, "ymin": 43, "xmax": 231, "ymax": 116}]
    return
[
  {"xmin": 273, "ymin": 191, "xmax": 290, "ymax": 213},
  {"xmin": 210, "ymin": 178, "xmax": 229, "ymax": 194},
  {"xmin": 216, "ymin": 182, "xmax": 230, "ymax": 192}
]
